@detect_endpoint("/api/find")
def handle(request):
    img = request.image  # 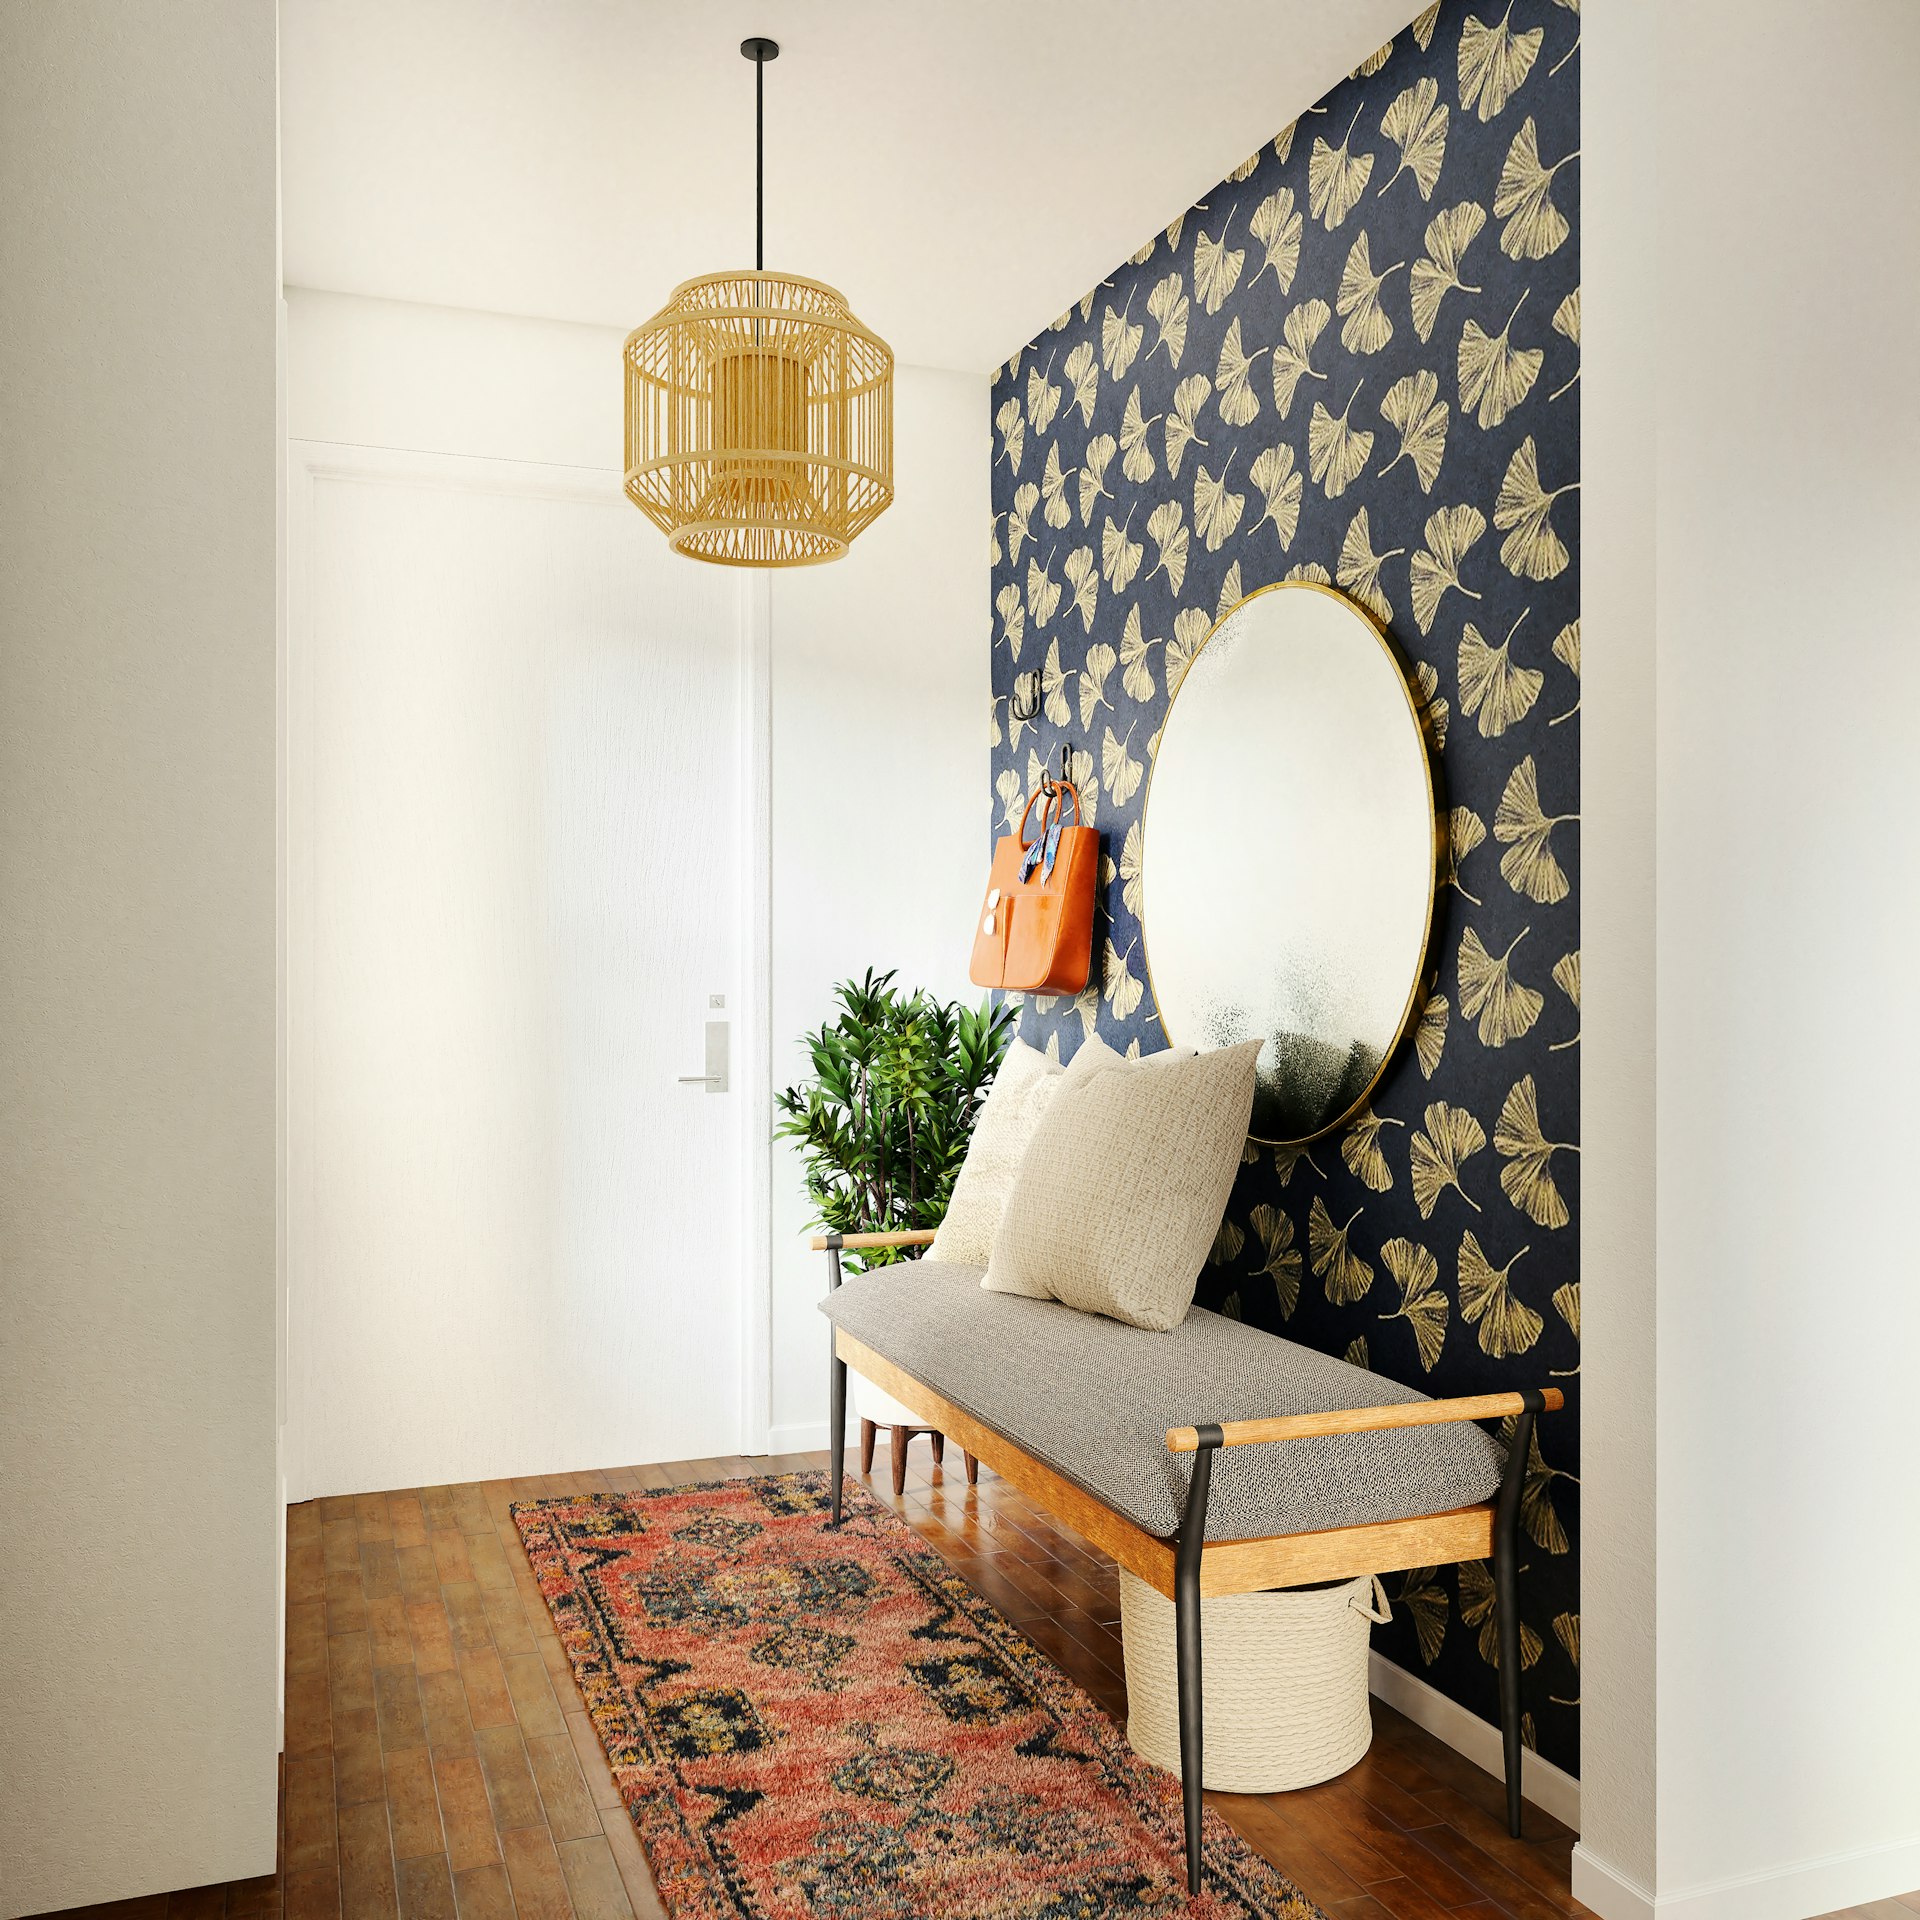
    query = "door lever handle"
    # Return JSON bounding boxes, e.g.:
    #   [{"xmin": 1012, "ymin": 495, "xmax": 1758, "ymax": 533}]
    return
[{"xmin": 678, "ymin": 1019, "xmax": 729, "ymax": 1093}]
